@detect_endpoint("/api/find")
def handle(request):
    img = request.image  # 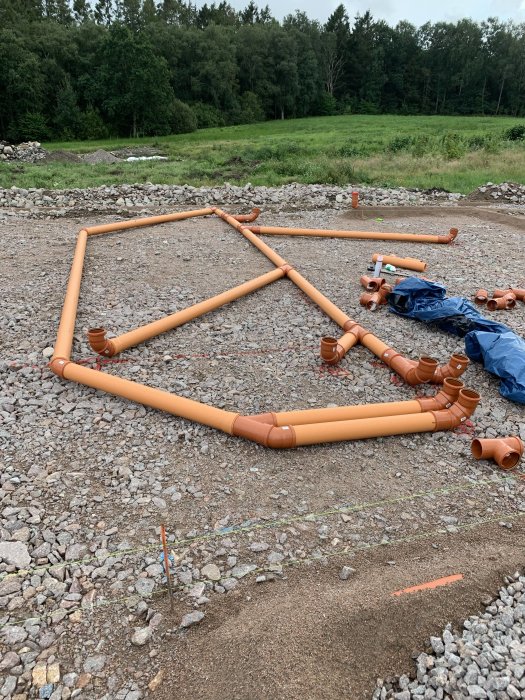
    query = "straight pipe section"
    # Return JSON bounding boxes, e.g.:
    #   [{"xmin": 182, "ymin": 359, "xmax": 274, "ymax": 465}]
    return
[
  {"xmin": 83, "ymin": 208, "xmax": 216, "ymax": 236},
  {"xmin": 249, "ymin": 226, "xmax": 458, "ymax": 244},
  {"xmin": 88, "ymin": 268, "xmax": 286, "ymax": 356}
]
